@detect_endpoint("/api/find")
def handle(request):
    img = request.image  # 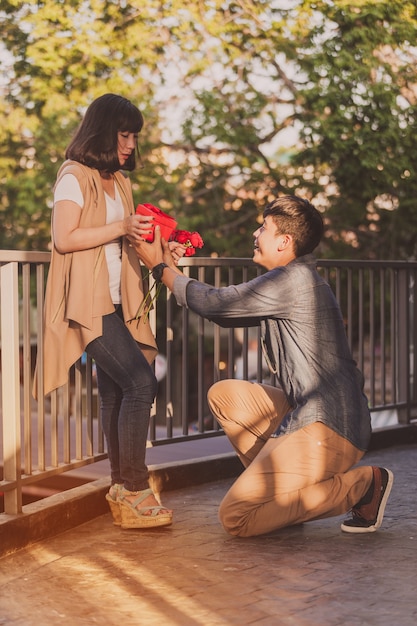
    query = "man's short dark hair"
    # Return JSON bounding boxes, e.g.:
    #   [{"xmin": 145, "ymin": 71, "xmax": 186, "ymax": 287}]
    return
[{"xmin": 263, "ymin": 195, "xmax": 324, "ymax": 257}]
